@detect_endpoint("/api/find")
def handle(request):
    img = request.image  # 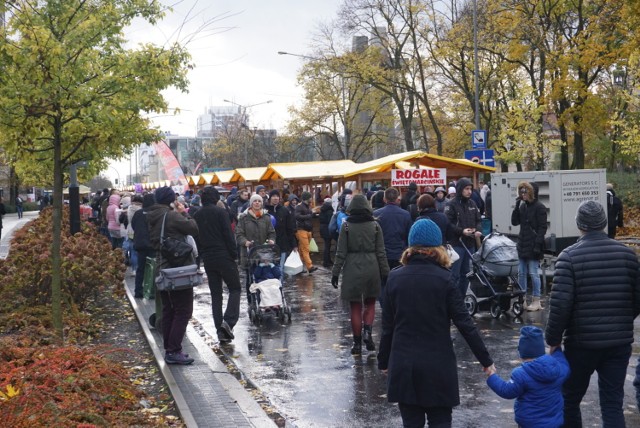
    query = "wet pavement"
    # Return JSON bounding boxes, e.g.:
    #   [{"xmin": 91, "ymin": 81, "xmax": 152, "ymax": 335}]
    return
[{"xmin": 192, "ymin": 257, "xmax": 640, "ymax": 427}]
